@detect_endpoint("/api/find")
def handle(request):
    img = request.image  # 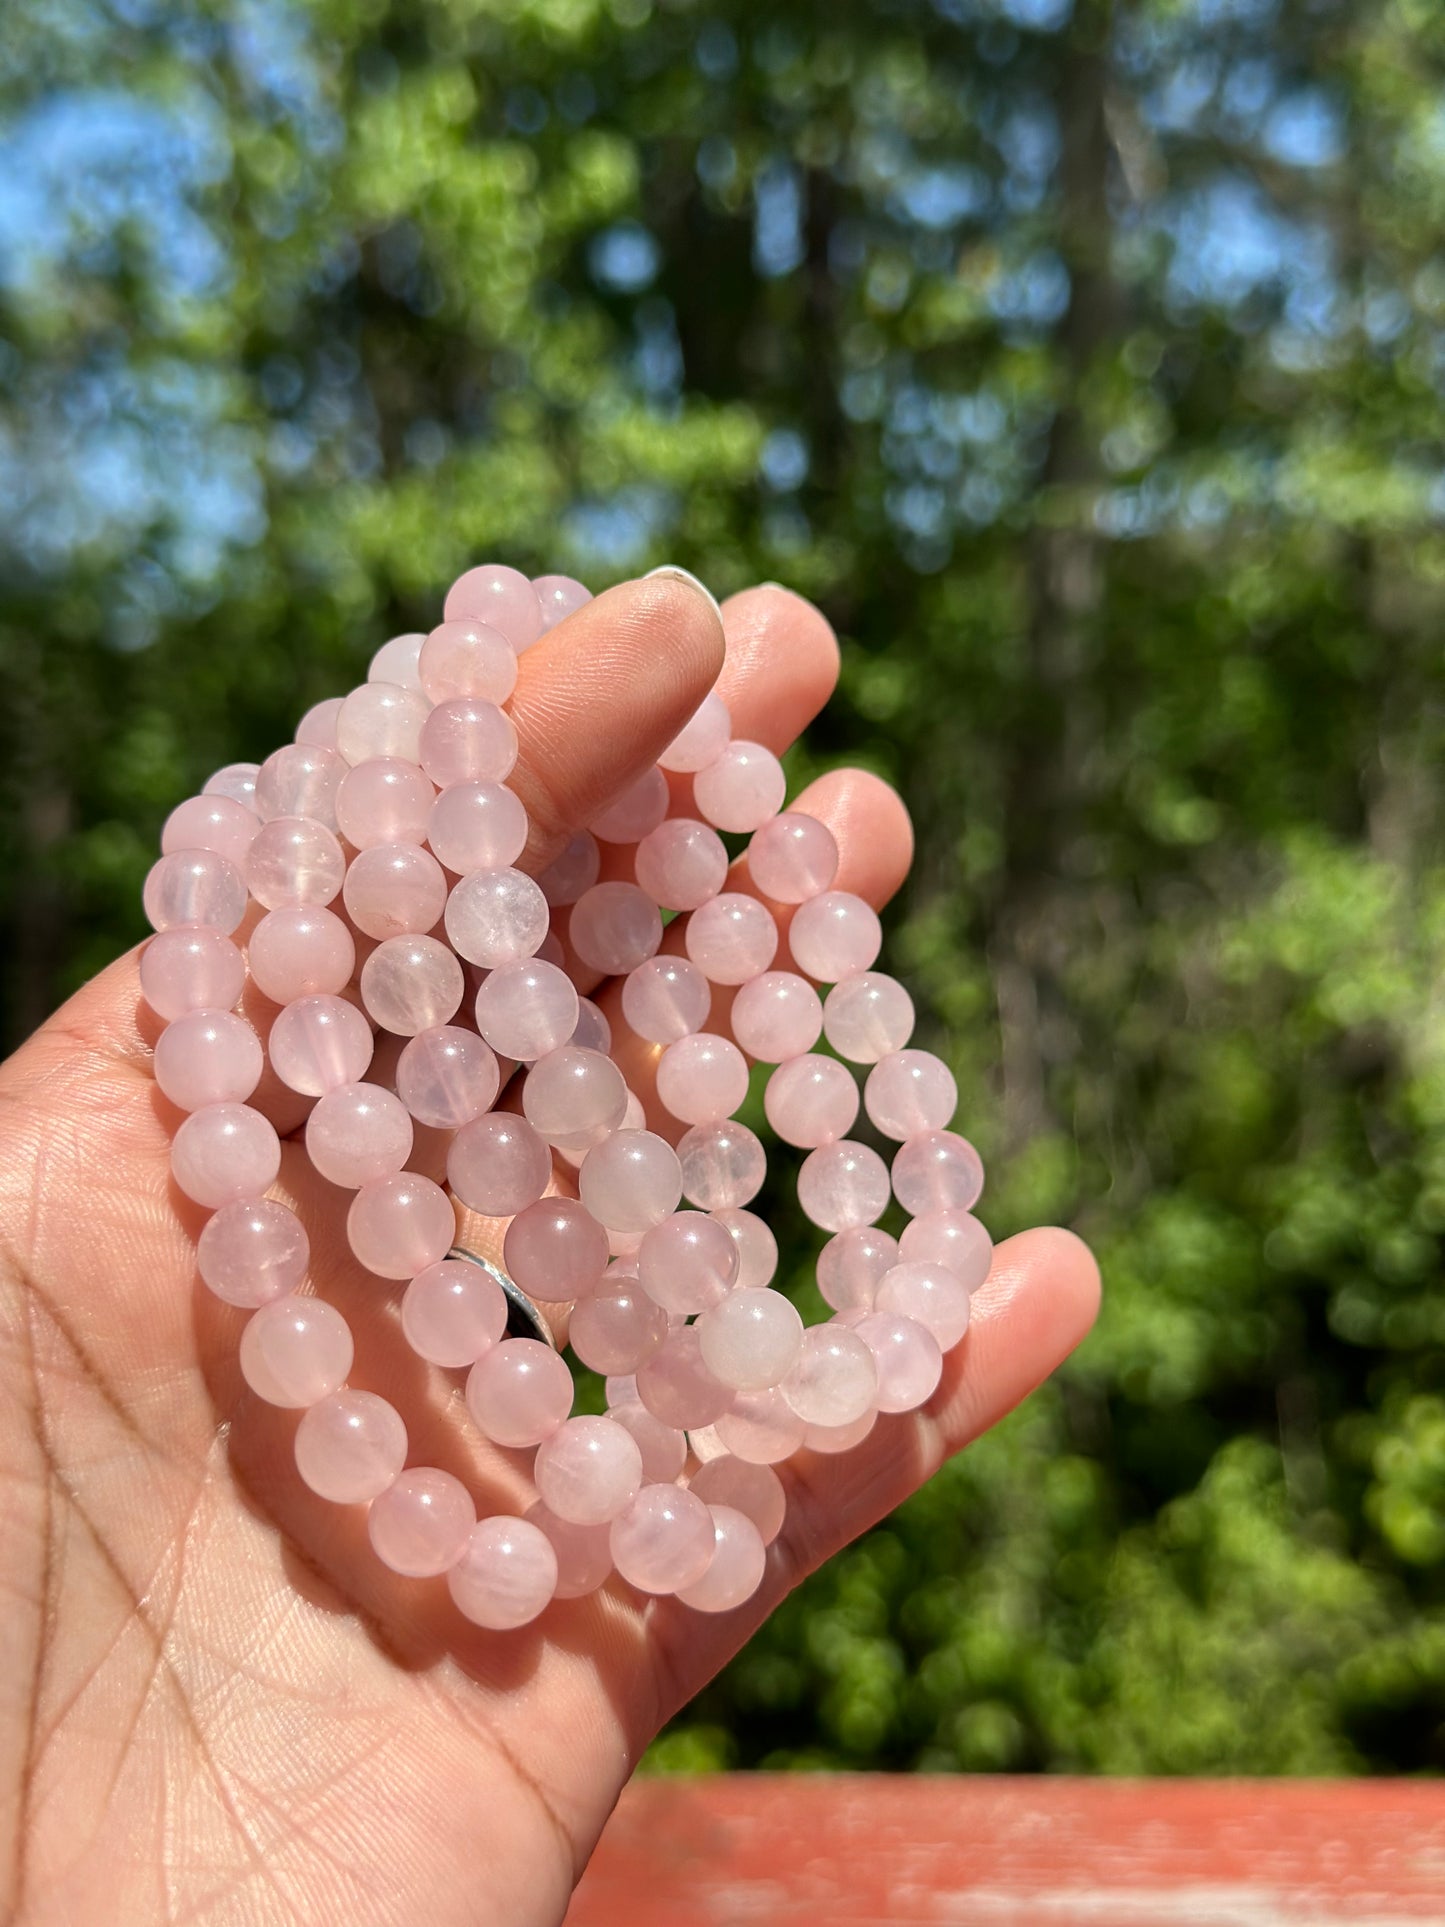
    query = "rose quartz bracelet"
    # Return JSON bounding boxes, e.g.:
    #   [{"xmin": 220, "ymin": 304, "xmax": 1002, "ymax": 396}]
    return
[{"xmin": 141, "ymin": 565, "xmax": 992, "ymax": 1629}]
